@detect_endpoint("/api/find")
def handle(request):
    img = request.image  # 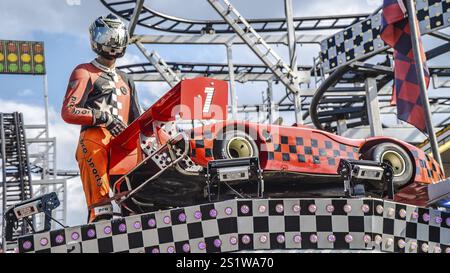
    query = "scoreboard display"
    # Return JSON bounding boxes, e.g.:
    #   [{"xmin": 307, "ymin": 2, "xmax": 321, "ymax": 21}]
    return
[{"xmin": 0, "ymin": 40, "xmax": 46, "ymax": 75}]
